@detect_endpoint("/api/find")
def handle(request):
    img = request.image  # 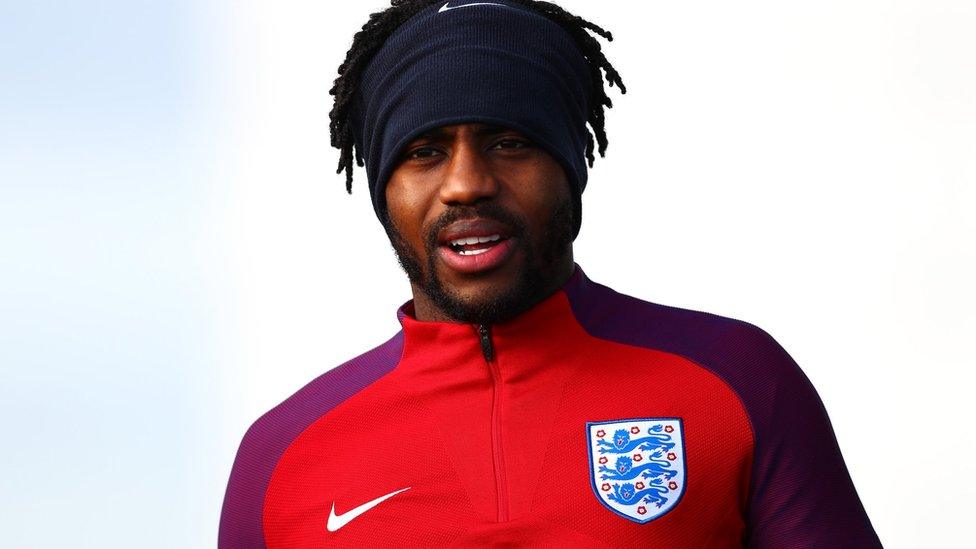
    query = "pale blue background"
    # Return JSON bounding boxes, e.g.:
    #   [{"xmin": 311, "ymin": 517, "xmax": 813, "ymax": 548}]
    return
[
  {"xmin": 1, "ymin": 1, "xmax": 227, "ymax": 547},
  {"xmin": 2, "ymin": 1, "xmax": 974, "ymax": 547}
]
